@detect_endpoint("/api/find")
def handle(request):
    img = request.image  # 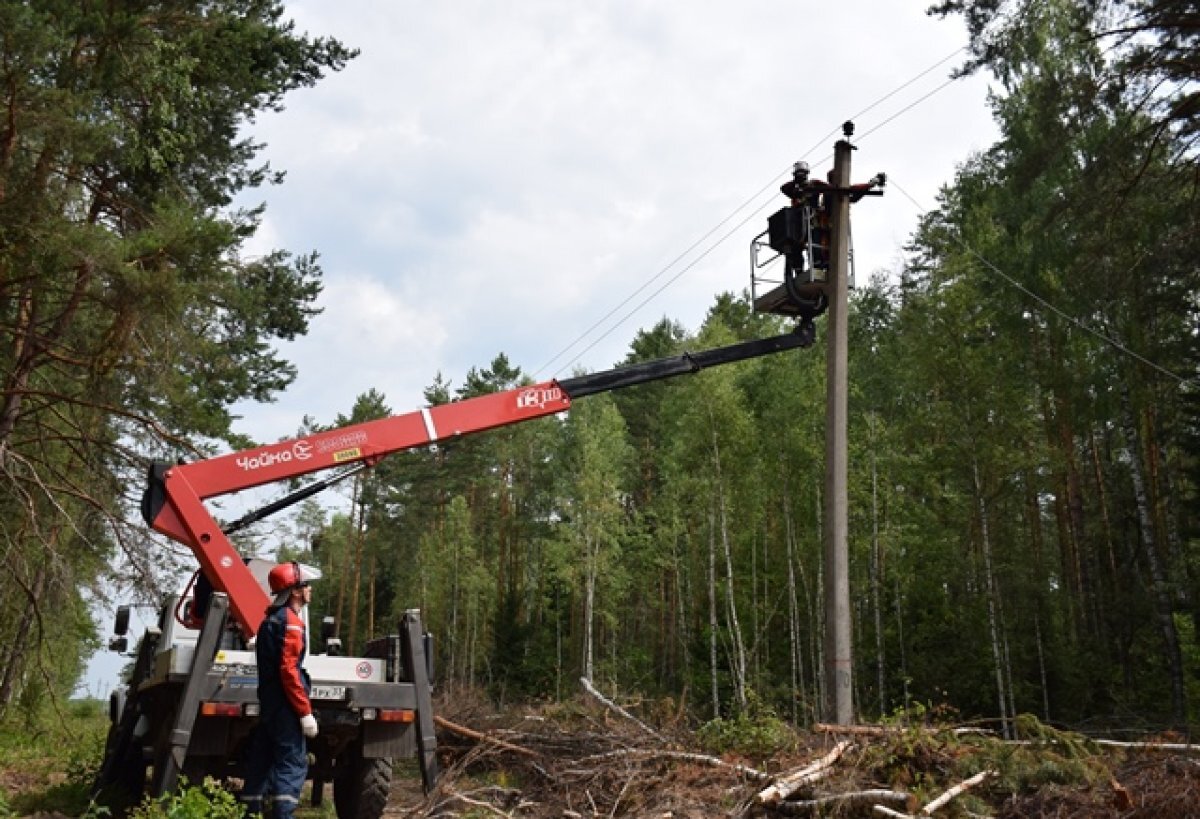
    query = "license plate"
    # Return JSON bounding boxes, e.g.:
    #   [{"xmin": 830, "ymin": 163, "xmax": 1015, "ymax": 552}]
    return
[{"xmin": 311, "ymin": 685, "xmax": 346, "ymax": 701}]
